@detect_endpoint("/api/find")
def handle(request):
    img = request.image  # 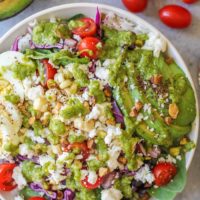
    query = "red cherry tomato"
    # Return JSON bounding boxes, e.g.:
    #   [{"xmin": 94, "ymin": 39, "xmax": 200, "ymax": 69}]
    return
[
  {"xmin": 29, "ymin": 197, "xmax": 46, "ymax": 200},
  {"xmin": 78, "ymin": 37, "xmax": 102, "ymax": 59},
  {"xmin": 0, "ymin": 163, "xmax": 17, "ymax": 191},
  {"xmin": 182, "ymin": 0, "xmax": 197, "ymax": 3},
  {"xmin": 41, "ymin": 59, "xmax": 57, "ymax": 85},
  {"xmin": 159, "ymin": 5, "xmax": 192, "ymax": 28},
  {"xmin": 72, "ymin": 18, "xmax": 97, "ymax": 38},
  {"xmin": 153, "ymin": 162, "xmax": 177, "ymax": 186},
  {"xmin": 64, "ymin": 142, "xmax": 90, "ymax": 160},
  {"xmin": 122, "ymin": 0, "xmax": 148, "ymax": 13},
  {"xmin": 81, "ymin": 175, "xmax": 103, "ymax": 189}
]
